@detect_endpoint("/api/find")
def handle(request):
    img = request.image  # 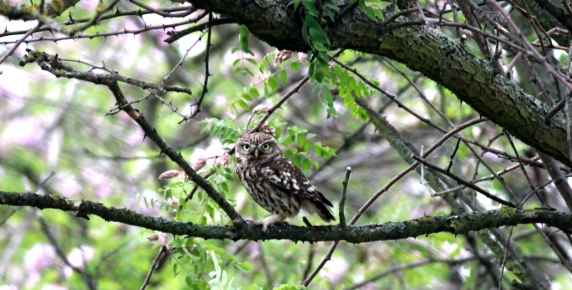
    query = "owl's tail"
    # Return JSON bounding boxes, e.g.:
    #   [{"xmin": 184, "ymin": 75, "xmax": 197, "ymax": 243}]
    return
[{"xmin": 301, "ymin": 192, "xmax": 336, "ymax": 222}]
